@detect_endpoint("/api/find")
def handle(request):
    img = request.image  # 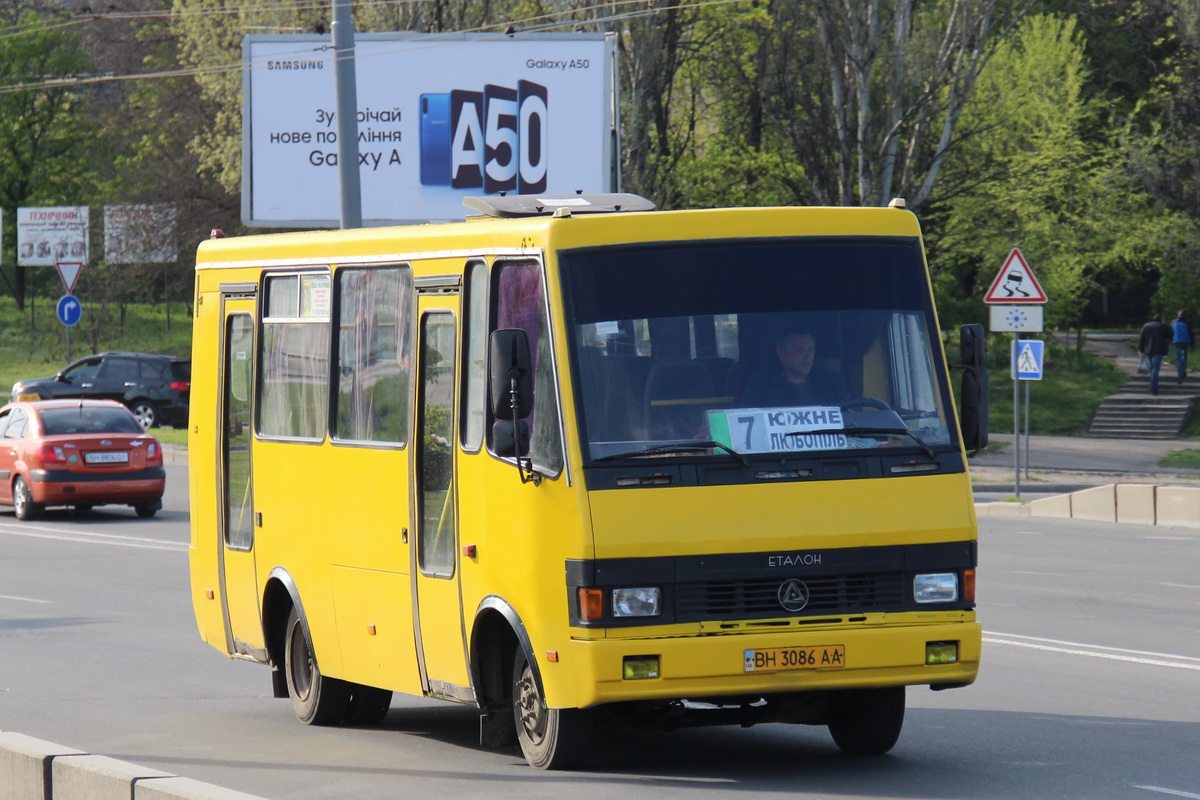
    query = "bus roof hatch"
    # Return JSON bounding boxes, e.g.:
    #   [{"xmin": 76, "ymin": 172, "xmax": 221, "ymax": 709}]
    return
[{"xmin": 463, "ymin": 193, "xmax": 655, "ymax": 218}]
